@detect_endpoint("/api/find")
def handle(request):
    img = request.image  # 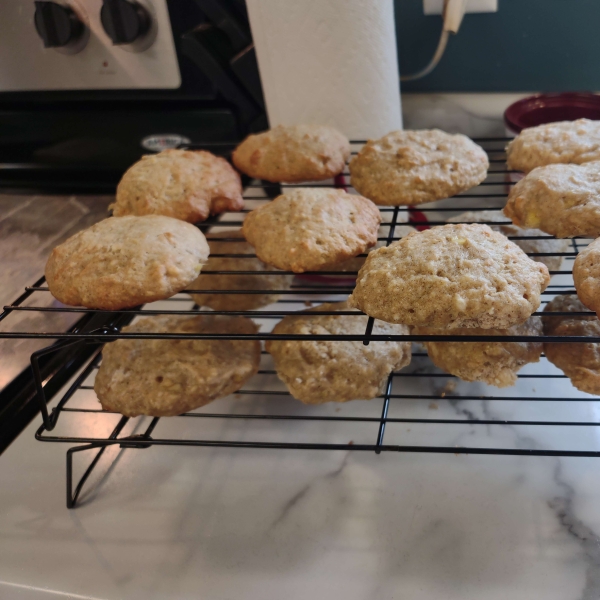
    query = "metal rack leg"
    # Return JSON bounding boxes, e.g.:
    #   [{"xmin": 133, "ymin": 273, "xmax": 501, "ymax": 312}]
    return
[
  {"xmin": 66, "ymin": 443, "xmax": 110, "ymax": 509},
  {"xmin": 31, "ymin": 340, "xmax": 85, "ymax": 431},
  {"xmin": 374, "ymin": 374, "xmax": 393, "ymax": 455},
  {"xmin": 66, "ymin": 415, "xmax": 129, "ymax": 508}
]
